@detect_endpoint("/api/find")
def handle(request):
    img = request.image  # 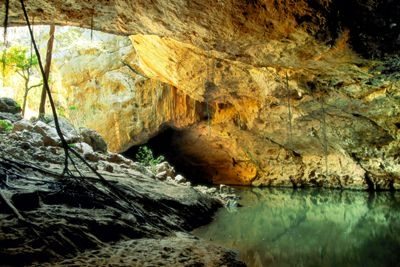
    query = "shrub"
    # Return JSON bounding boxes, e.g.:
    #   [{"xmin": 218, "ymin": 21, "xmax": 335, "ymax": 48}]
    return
[
  {"xmin": 0, "ymin": 119, "xmax": 13, "ymax": 132},
  {"xmin": 136, "ymin": 146, "xmax": 165, "ymax": 167}
]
